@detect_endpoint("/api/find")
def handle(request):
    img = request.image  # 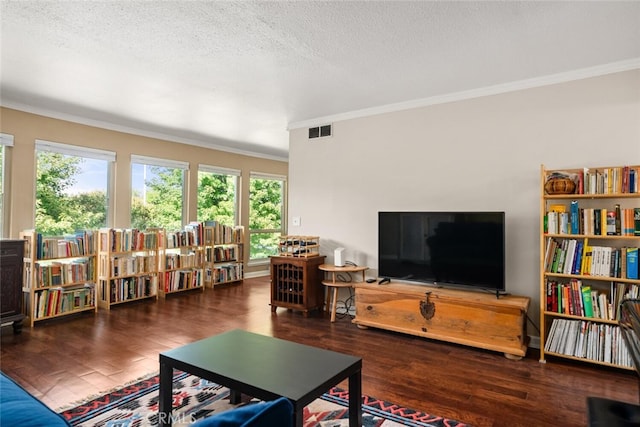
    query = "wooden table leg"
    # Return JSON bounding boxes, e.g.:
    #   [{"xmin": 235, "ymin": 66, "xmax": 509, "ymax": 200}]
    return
[
  {"xmin": 325, "ymin": 287, "xmax": 331, "ymax": 316},
  {"xmin": 331, "ymin": 287, "xmax": 338, "ymax": 322}
]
